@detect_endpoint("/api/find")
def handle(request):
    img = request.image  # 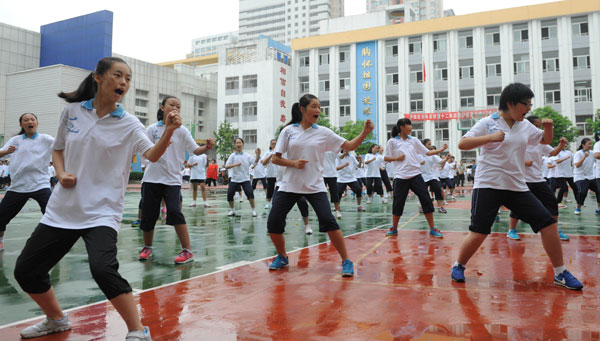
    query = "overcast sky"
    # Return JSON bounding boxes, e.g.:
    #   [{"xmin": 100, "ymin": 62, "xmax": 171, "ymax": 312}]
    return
[{"xmin": 0, "ymin": 0, "xmax": 558, "ymax": 64}]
